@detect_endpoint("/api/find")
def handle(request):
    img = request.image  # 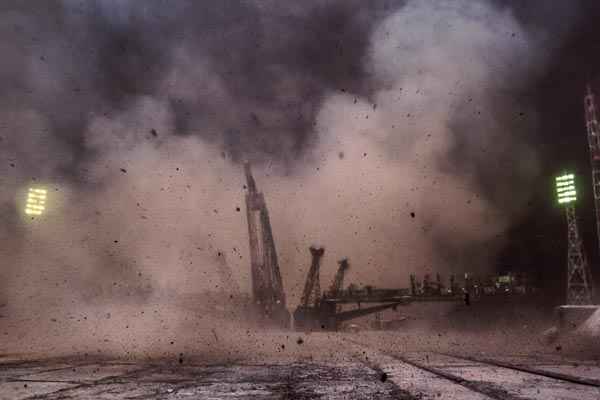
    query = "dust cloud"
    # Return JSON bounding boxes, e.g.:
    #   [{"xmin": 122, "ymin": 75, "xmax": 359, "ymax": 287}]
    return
[{"xmin": 0, "ymin": 0, "xmax": 565, "ymax": 358}]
